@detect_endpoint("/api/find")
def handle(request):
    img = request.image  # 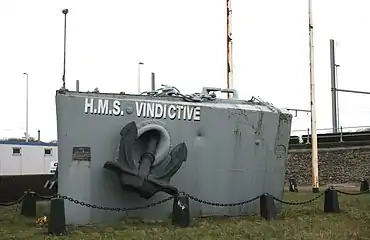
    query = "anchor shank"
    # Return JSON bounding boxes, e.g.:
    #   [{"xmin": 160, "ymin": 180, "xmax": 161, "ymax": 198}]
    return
[
  {"xmin": 146, "ymin": 135, "xmax": 158, "ymax": 154},
  {"xmin": 137, "ymin": 136, "xmax": 158, "ymax": 180},
  {"xmin": 138, "ymin": 154, "xmax": 154, "ymax": 177}
]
